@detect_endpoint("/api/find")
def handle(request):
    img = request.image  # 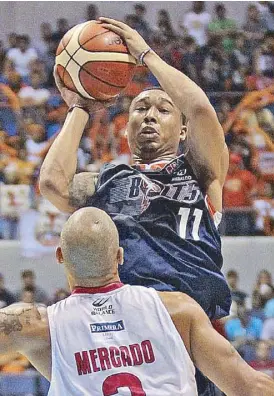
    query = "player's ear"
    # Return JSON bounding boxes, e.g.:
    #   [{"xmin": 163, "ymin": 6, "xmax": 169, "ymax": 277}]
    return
[
  {"xmin": 117, "ymin": 247, "xmax": 124, "ymax": 266},
  {"xmin": 180, "ymin": 124, "xmax": 187, "ymax": 142},
  {"xmin": 56, "ymin": 246, "xmax": 64, "ymax": 265}
]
